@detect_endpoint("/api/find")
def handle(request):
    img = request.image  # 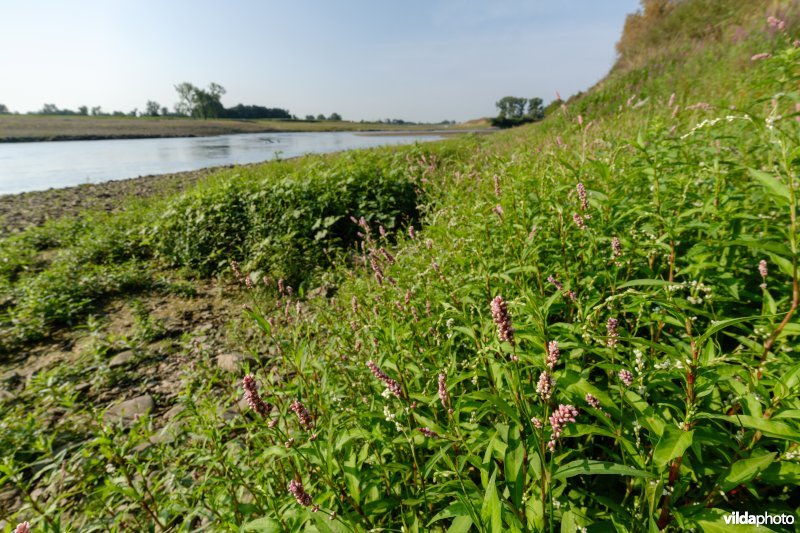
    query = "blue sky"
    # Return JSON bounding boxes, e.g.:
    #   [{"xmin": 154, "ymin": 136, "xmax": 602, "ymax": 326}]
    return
[{"xmin": 0, "ymin": 0, "xmax": 641, "ymax": 122}]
